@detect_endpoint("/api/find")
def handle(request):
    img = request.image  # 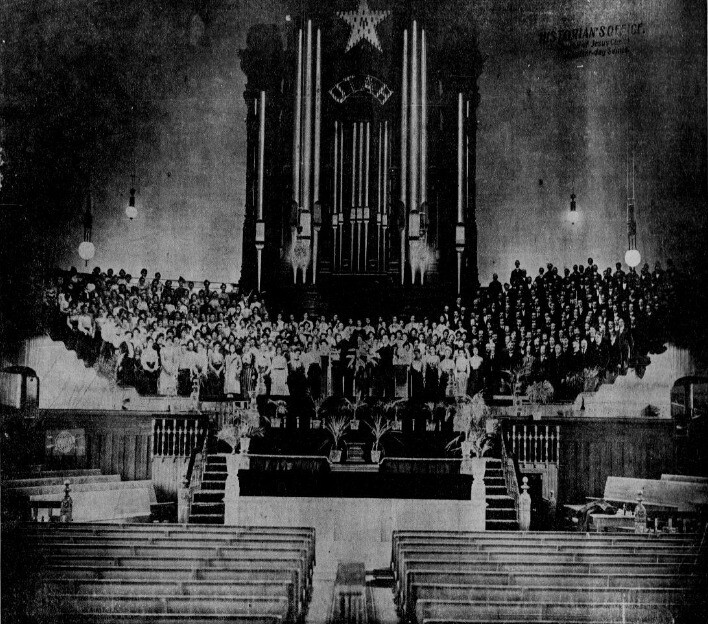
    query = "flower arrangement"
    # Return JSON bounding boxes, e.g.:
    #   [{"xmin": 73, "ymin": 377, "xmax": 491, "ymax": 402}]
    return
[
  {"xmin": 527, "ymin": 380, "xmax": 555, "ymax": 404},
  {"xmin": 446, "ymin": 392, "xmax": 495, "ymax": 458},
  {"xmin": 217, "ymin": 406, "xmax": 264, "ymax": 454}
]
